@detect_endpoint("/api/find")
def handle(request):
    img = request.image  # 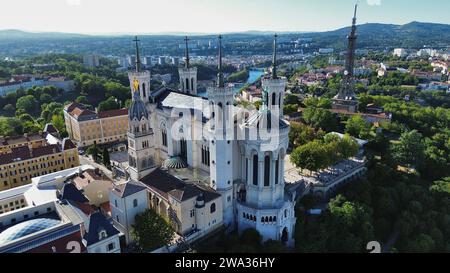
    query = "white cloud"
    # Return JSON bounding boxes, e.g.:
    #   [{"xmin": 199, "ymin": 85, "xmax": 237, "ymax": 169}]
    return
[
  {"xmin": 66, "ymin": 0, "xmax": 81, "ymax": 6},
  {"xmin": 367, "ymin": 0, "xmax": 381, "ymax": 6}
]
